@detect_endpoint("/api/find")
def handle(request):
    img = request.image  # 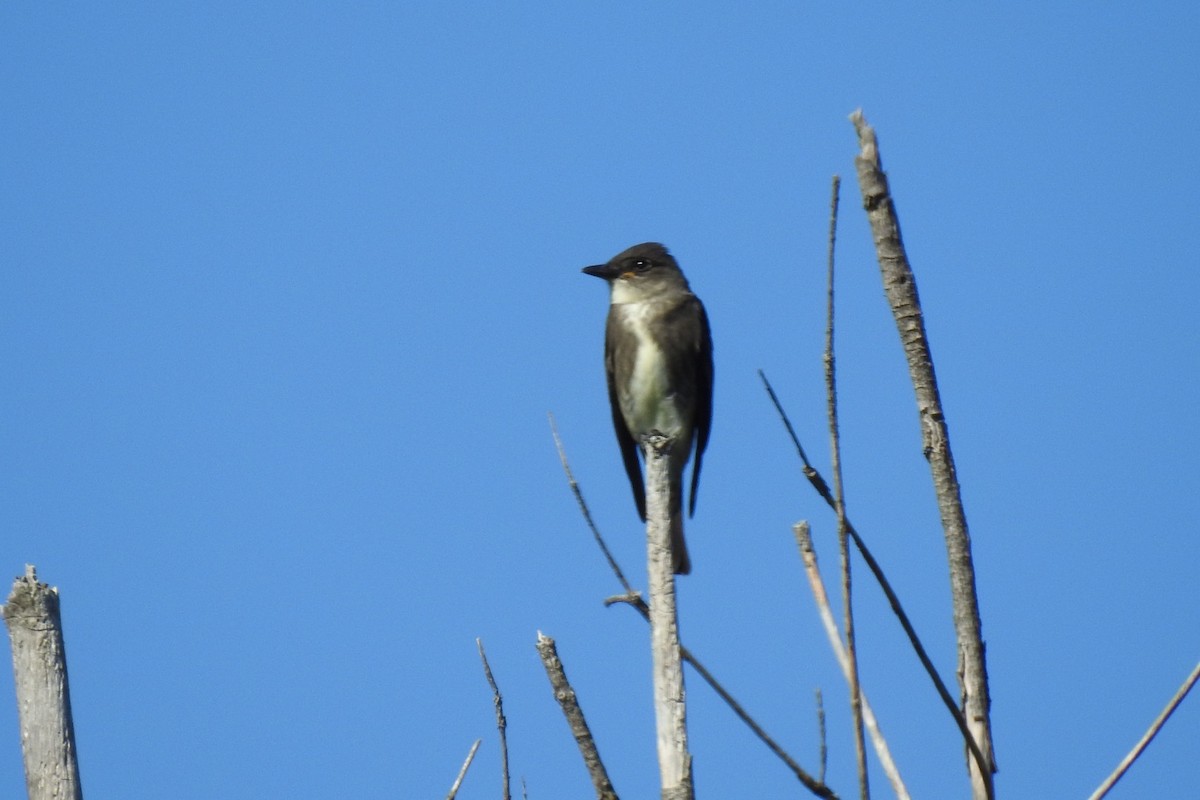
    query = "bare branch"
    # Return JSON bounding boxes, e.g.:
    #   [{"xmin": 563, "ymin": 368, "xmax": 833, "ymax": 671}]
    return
[
  {"xmin": 794, "ymin": 524, "xmax": 911, "ymax": 800},
  {"xmin": 642, "ymin": 433, "xmax": 694, "ymax": 799},
  {"xmin": 551, "ymin": 417, "xmax": 836, "ymax": 798},
  {"xmin": 549, "ymin": 411, "xmax": 637, "ymax": 595},
  {"xmin": 816, "ymin": 689, "xmax": 828, "ymax": 786},
  {"xmin": 1087, "ymin": 659, "xmax": 1200, "ymax": 800},
  {"xmin": 822, "ymin": 174, "xmax": 868, "ymax": 800},
  {"xmin": 760, "ymin": 370, "xmax": 989, "ymax": 779},
  {"xmin": 850, "ymin": 108, "xmax": 995, "ymax": 798},
  {"xmin": 680, "ymin": 643, "xmax": 837, "ymax": 798},
  {"xmin": 477, "ymin": 638, "xmax": 511, "ymax": 800},
  {"xmin": 445, "ymin": 739, "xmax": 481, "ymax": 800},
  {"xmin": 2, "ymin": 565, "xmax": 84, "ymax": 800},
  {"xmin": 535, "ymin": 632, "xmax": 619, "ymax": 800}
]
